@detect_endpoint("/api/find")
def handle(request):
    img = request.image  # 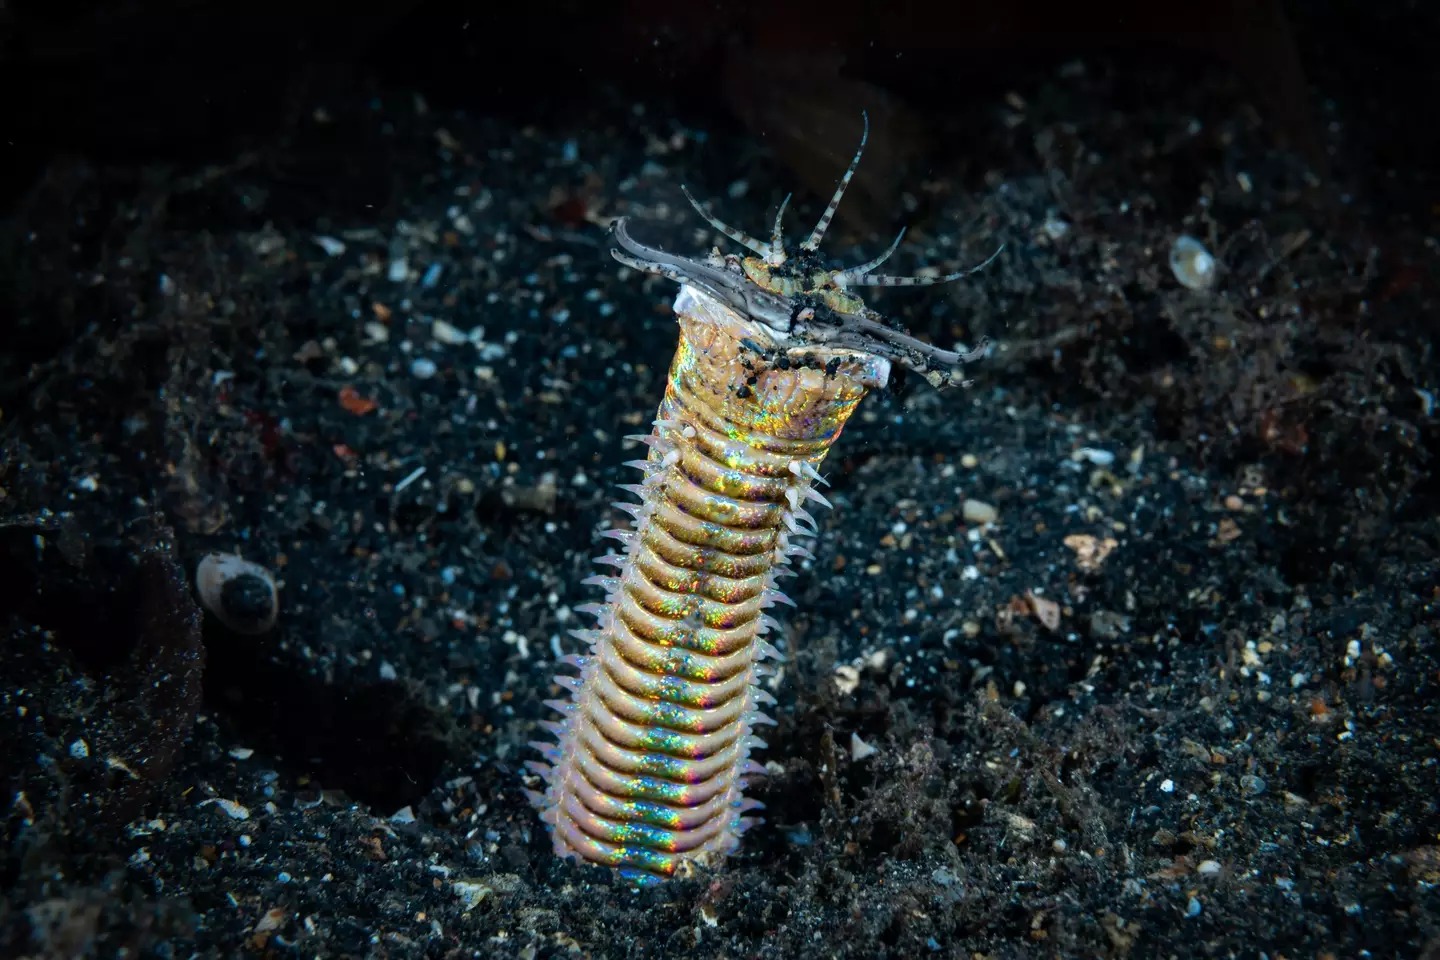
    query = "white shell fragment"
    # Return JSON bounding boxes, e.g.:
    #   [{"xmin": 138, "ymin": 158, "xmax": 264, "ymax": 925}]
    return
[
  {"xmin": 833, "ymin": 664, "xmax": 861, "ymax": 696},
  {"xmin": 199, "ymin": 797, "xmax": 251, "ymax": 820},
  {"xmin": 1070, "ymin": 447, "xmax": 1115, "ymax": 467},
  {"xmin": 196, "ymin": 553, "xmax": 279, "ymax": 634},
  {"xmin": 1169, "ymin": 234, "xmax": 1217, "ymax": 290},
  {"xmin": 850, "ymin": 732, "xmax": 878, "ymax": 762}
]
